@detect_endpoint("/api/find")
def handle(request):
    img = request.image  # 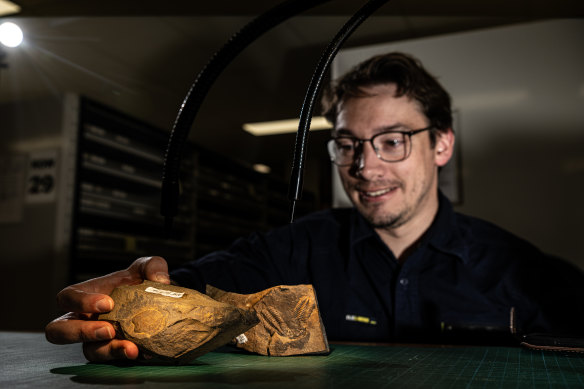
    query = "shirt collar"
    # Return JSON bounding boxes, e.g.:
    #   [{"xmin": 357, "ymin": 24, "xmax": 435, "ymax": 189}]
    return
[
  {"xmin": 348, "ymin": 191, "xmax": 469, "ymax": 263},
  {"xmin": 350, "ymin": 207, "xmax": 377, "ymax": 244},
  {"xmin": 426, "ymin": 191, "xmax": 469, "ymax": 263}
]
